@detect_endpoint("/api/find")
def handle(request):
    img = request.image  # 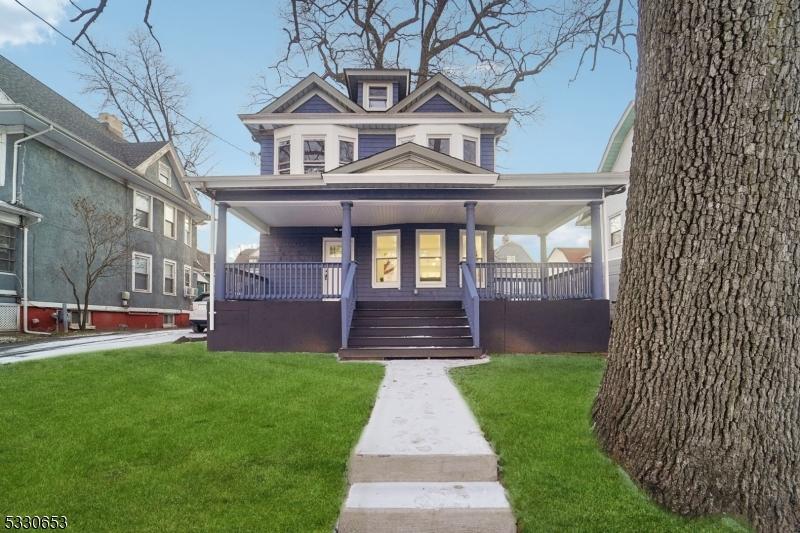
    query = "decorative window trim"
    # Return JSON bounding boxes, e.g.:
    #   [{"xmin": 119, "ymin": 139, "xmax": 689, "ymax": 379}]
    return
[
  {"xmin": 275, "ymin": 137, "xmax": 291, "ymax": 174},
  {"xmin": 372, "ymin": 229, "xmax": 401, "ymax": 289},
  {"xmin": 158, "ymin": 160, "xmax": 172, "ymax": 186},
  {"xmin": 163, "ymin": 203, "xmax": 177, "ymax": 239},
  {"xmin": 416, "ymin": 229, "xmax": 447, "ymax": 288},
  {"xmin": 609, "ymin": 212, "xmax": 624, "ymax": 248},
  {"xmin": 364, "ymin": 82, "xmax": 393, "ymax": 111},
  {"xmin": 163, "ymin": 259, "xmax": 177, "ymax": 296},
  {"xmin": 132, "ymin": 190, "xmax": 153, "ymax": 231},
  {"xmin": 132, "ymin": 252, "xmax": 153, "ymax": 293}
]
